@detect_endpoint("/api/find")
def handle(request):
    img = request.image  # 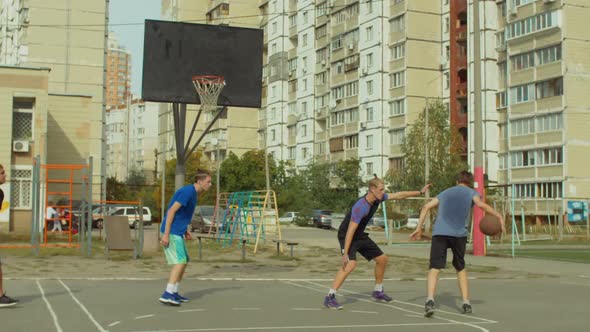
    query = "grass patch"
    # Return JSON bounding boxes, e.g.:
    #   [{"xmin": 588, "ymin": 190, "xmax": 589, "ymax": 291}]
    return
[{"xmin": 489, "ymin": 249, "xmax": 590, "ymax": 263}]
